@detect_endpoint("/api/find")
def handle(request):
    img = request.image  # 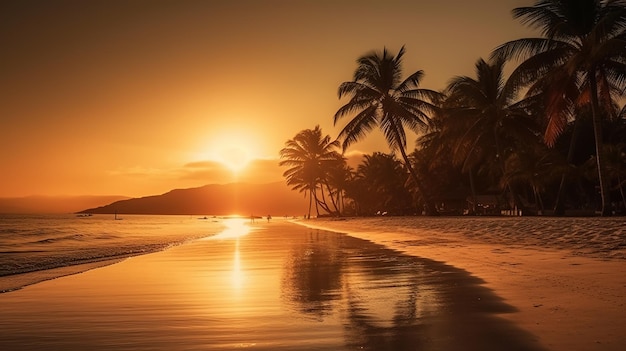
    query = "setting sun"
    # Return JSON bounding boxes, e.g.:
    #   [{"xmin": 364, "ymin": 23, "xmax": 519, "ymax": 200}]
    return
[
  {"xmin": 194, "ymin": 128, "xmax": 265, "ymax": 175},
  {"xmin": 217, "ymin": 145, "xmax": 250, "ymax": 172}
]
